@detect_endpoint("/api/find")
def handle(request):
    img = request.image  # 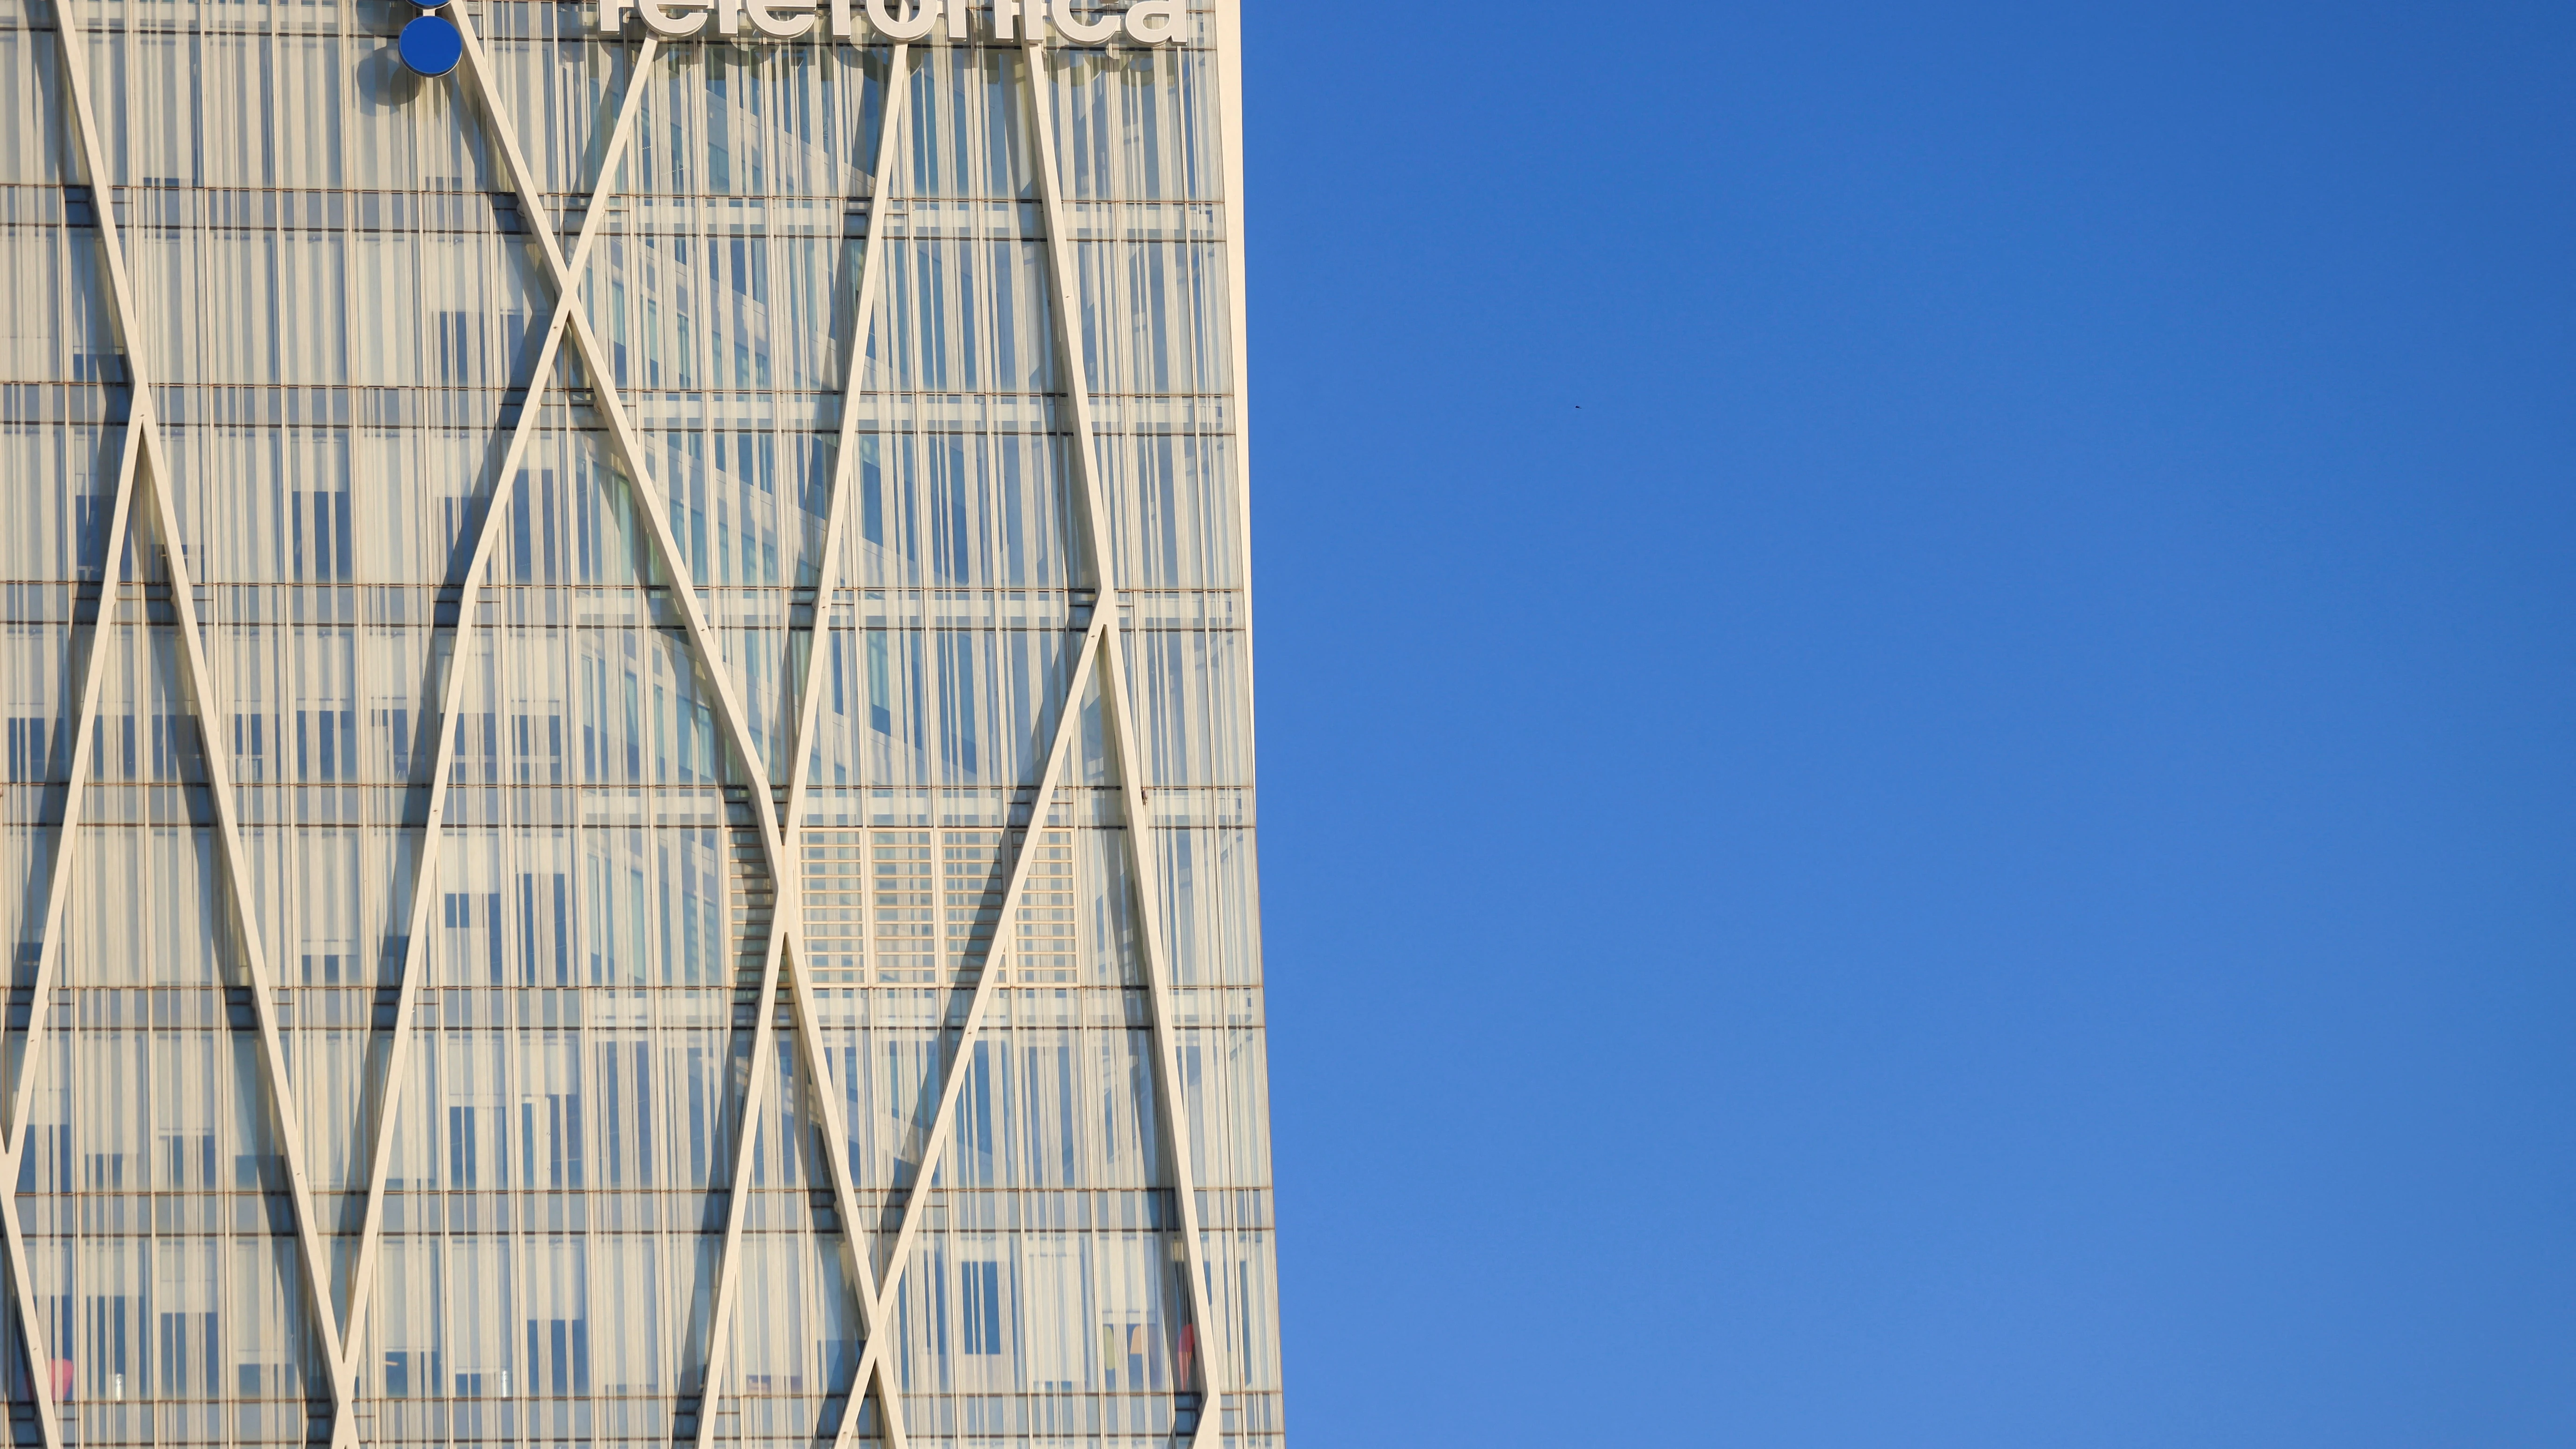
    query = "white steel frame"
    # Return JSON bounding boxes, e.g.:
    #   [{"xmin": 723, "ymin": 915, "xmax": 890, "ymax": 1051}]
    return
[
  {"xmin": 1014, "ymin": 32, "xmax": 1229, "ymax": 1448},
  {"xmin": 682, "ymin": 33, "xmax": 920, "ymax": 1449},
  {"xmin": 21, "ymin": 11, "xmax": 1249, "ymax": 1449},
  {"xmin": 323, "ymin": 33, "xmax": 667, "ymax": 1447},
  {"xmin": 12, "ymin": 1, "xmax": 356, "ymax": 1444},
  {"xmin": 438, "ymin": 15, "xmax": 919, "ymax": 1443},
  {"xmin": 801, "ymin": 35, "xmax": 1233, "ymax": 1449}
]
